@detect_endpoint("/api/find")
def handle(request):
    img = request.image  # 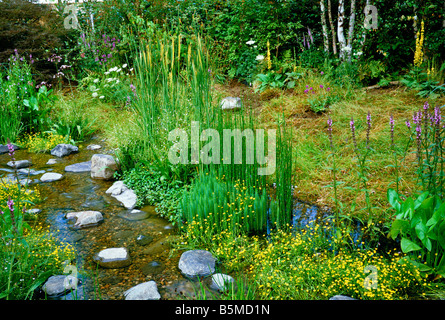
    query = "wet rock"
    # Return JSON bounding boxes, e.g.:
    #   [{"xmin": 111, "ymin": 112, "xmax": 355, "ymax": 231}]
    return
[
  {"xmin": 86, "ymin": 144, "xmax": 102, "ymax": 150},
  {"xmin": 91, "ymin": 154, "xmax": 118, "ymax": 180},
  {"xmin": 221, "ymin": 97, "xmax": 242, "ymax": 110},
  {"xmin": 40, "ymin": 172, "xmax": 63, "ymax": 182},
  {"xmin": 17, "ymin": 168, "xmax": 45, "ymax": 176},
  {"xmin": 66, "ymin": 211, "xmax": 104, "ymax": 229},
  {"xmin": 93, "ymin": 247, "xmax": 131, "ymax": 268},
  {"xmin": 178, "ymin": 250, "xmax": 216, "ymax": 279},
  {"xmin": 118, "ymin": 209, "xmax": 151, "ymax": 221},
  {"xmin": 111, "ymin": 230, "xmax": 134, "ymax": 245},
  {"xmin": 163, "ymin": 280, "xmax": 199, "ymax": 299},
  {"xmin": 141, "ymin": 261, "xmax": 165, "ymax": 275},
  {"xmin": 64, "ymin": 161, "xmax": 91, "ymax": 173},
  {"xmin": 124, "ymin": 281, "xmax": 161, "ymax": 300},
  {"xmin": 210, "ymin": 273, "xmax": 235, "ymax": 292},
  {"xmin": 51, "ymin": 144, "xmax": 78, "ymax": 157},
  {"xmin": 7, "ymin": 160, "xmax": 32, "ymax": 169},
  {"xmin": 142, "ymin": 238, "xmax": 169, "ymax": 255},
  {"xmin": 42, "ymin": 275, "xmax": 77, "ymax": 297},
  {"xmin": 136, "ymin": 234, "xmax": 154, "ymax": 246},
  {"xmin": 46, "ymin": 159, "xmax": 57, "ymax": 165},
  {"xmin": 0, "ymin": 144, "xmax": 19, "ymax": 154},
  {"xmin": 105, "ymin": 181, "xmax": 137, "ymax": 210},
  {"xmin": 329, "ymin": 295, "xmax": 357, "ymax": 300}
]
